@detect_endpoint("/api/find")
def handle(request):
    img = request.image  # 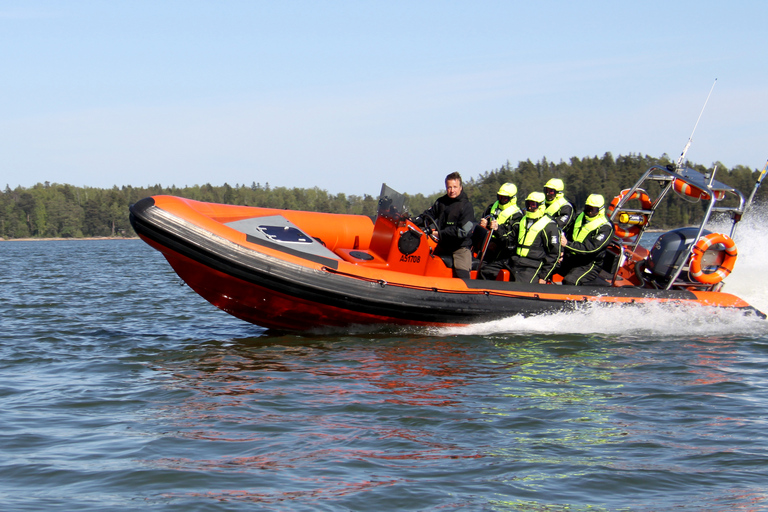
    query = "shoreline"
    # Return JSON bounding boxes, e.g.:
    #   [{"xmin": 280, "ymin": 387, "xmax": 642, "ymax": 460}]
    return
[{"xmin": 1, "ymin": 237, "xmax": 139, "ymax": 242}]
